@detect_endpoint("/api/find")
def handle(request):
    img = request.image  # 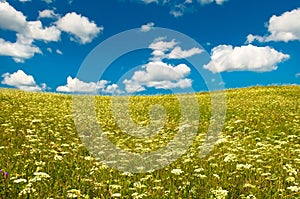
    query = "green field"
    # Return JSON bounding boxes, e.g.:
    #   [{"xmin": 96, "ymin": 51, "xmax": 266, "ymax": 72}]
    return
[{"xmin": 0, "ymin": 86, "xmax": 299, "ymax": 198}]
